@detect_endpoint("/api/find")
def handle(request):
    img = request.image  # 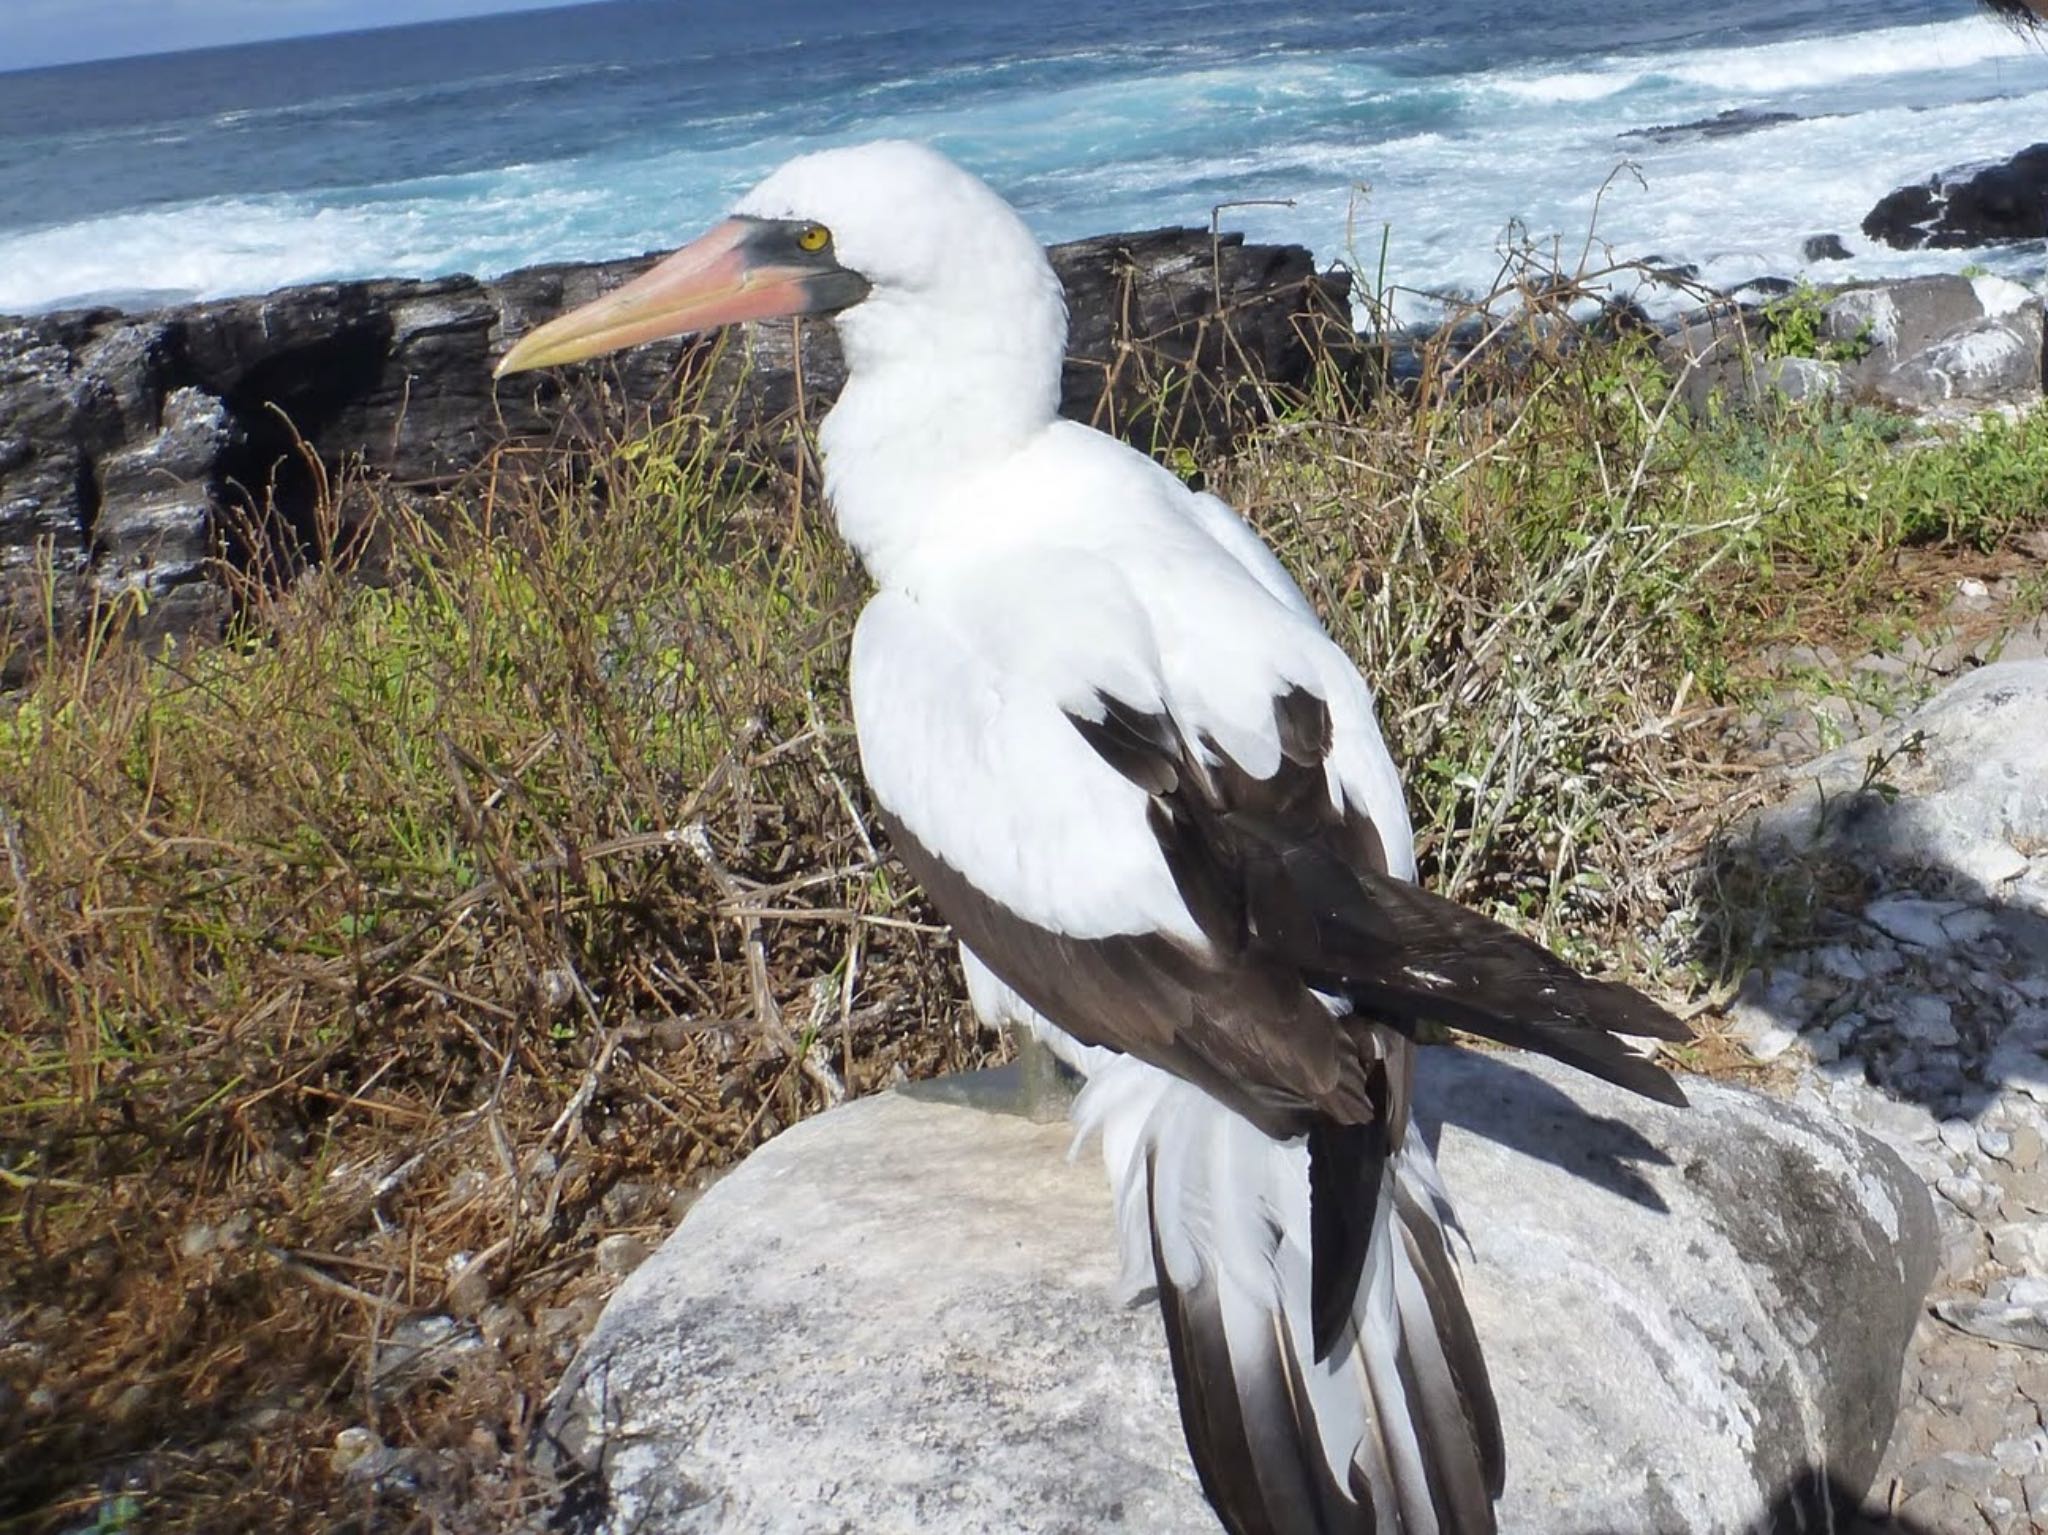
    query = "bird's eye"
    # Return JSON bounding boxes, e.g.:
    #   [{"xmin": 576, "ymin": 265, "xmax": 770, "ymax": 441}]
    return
[{"xmin": 796, "ymin": 223, "xmax": 831, "ymax": 253}]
